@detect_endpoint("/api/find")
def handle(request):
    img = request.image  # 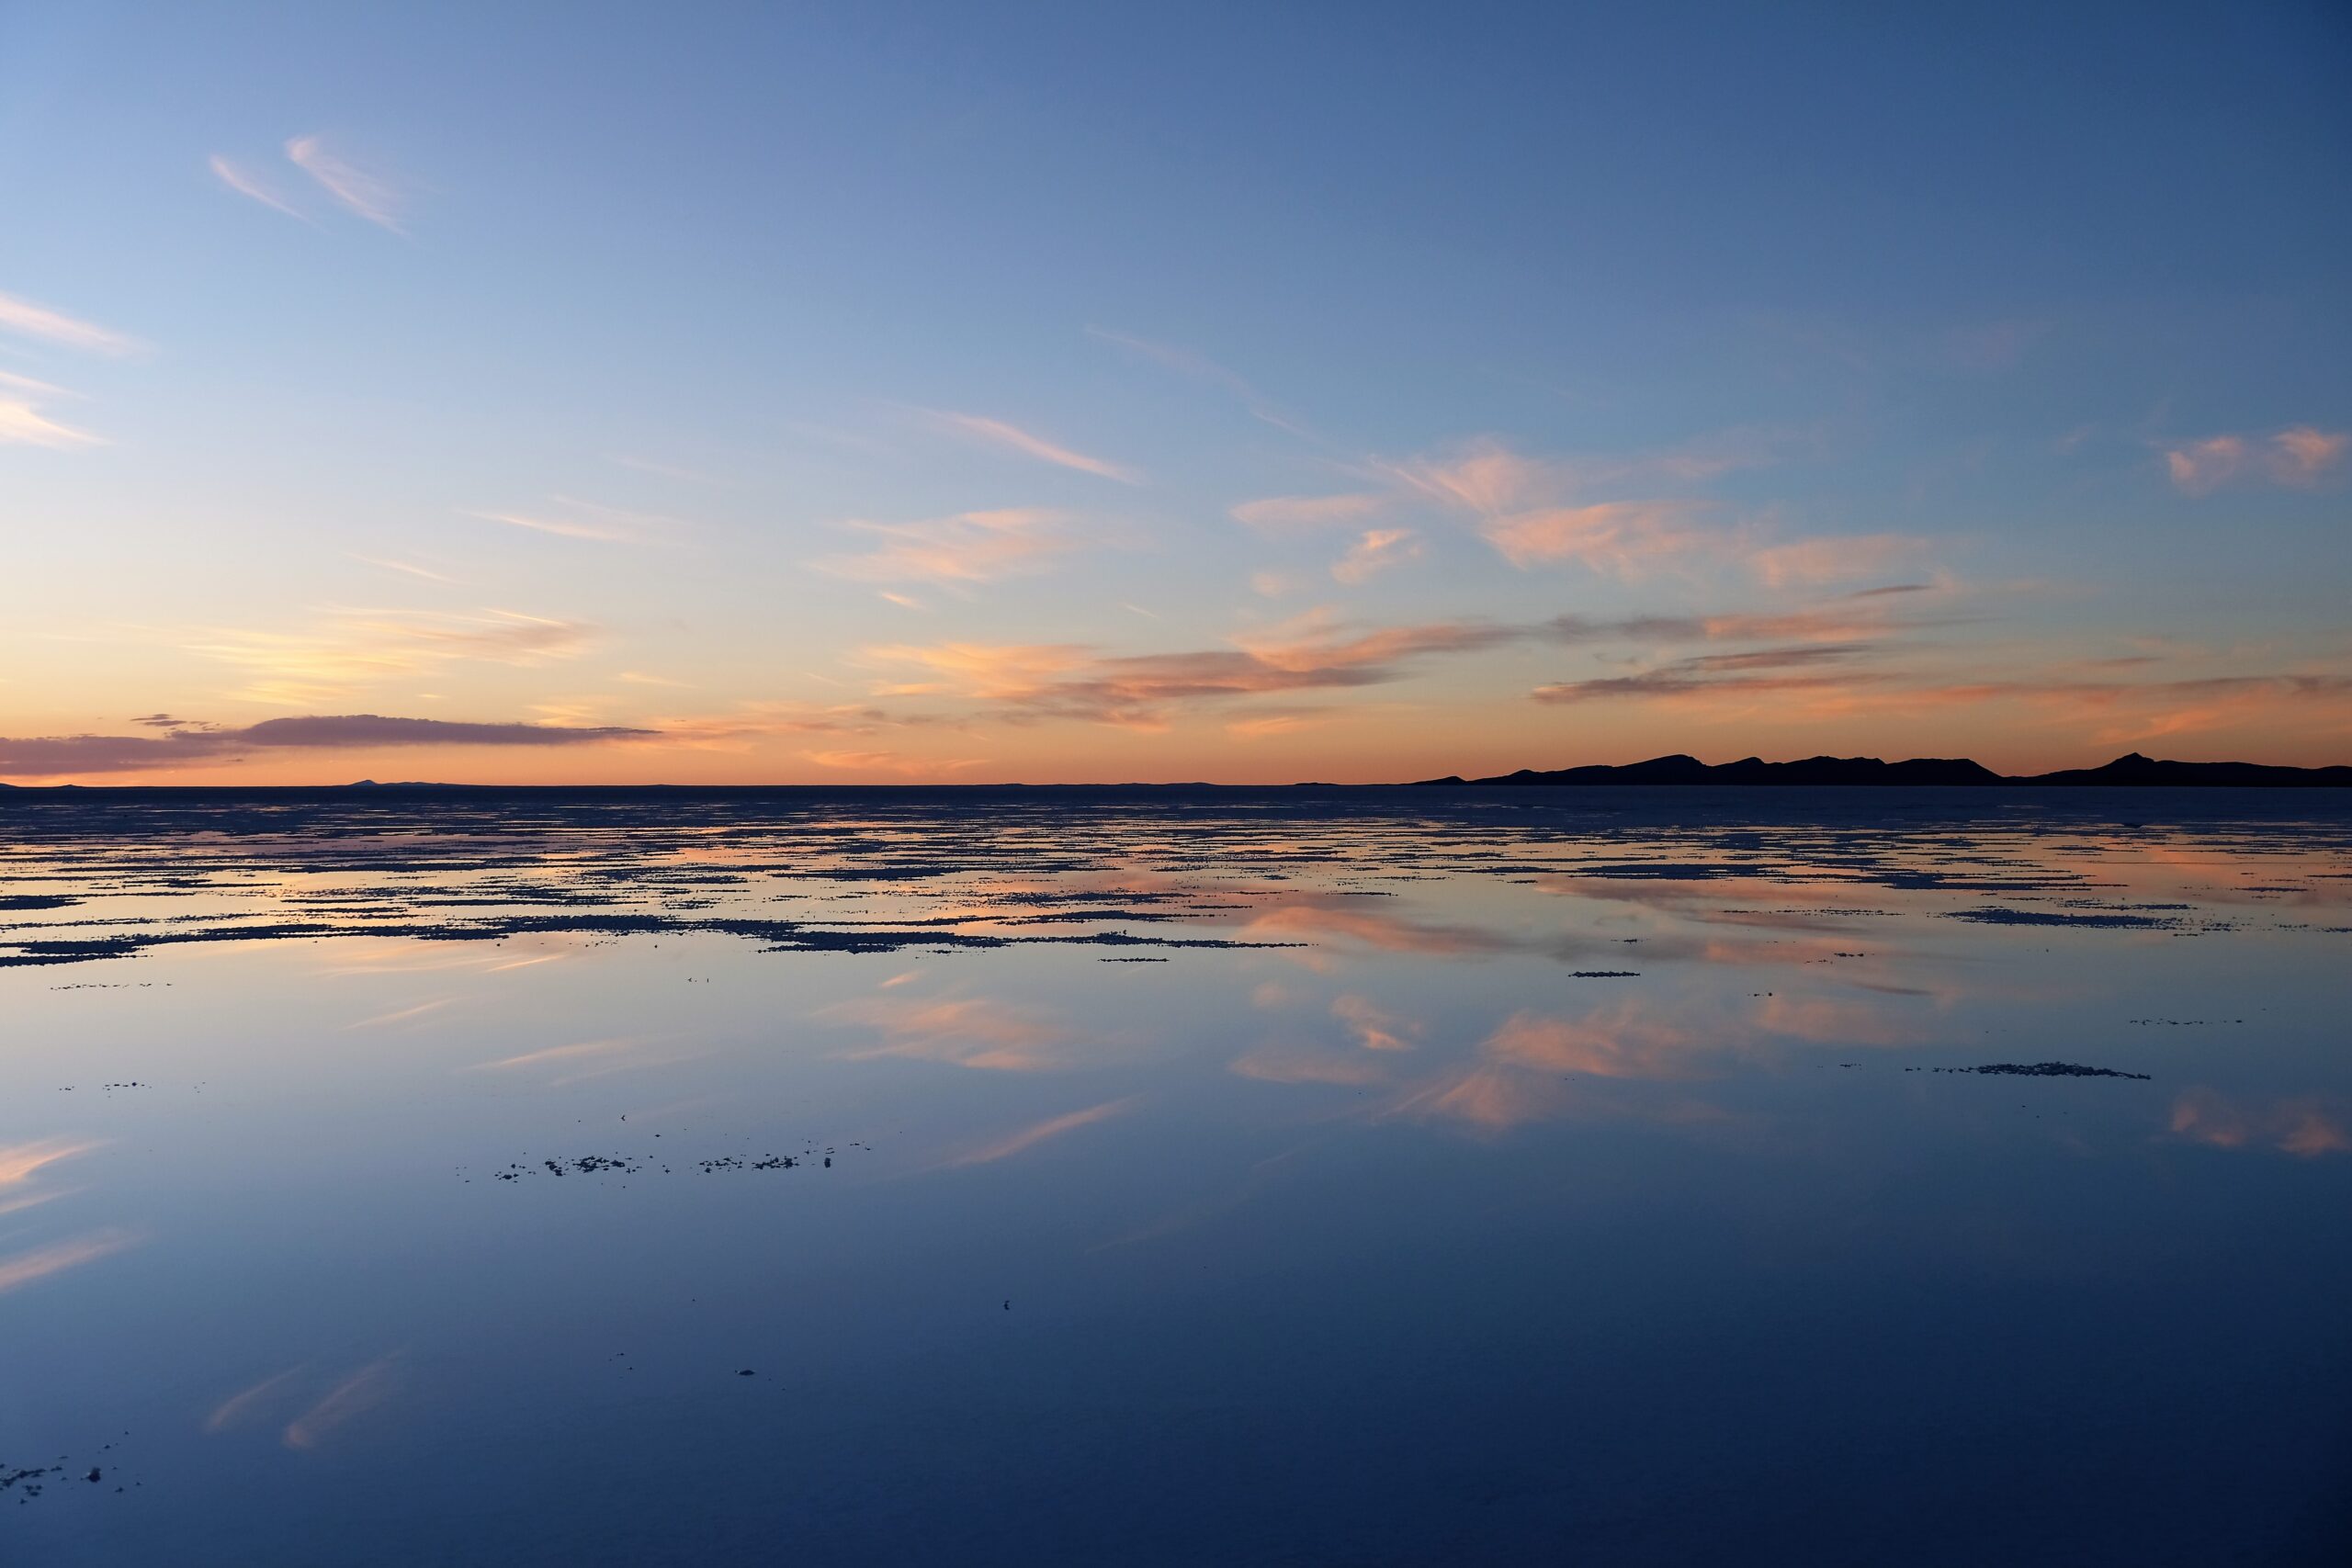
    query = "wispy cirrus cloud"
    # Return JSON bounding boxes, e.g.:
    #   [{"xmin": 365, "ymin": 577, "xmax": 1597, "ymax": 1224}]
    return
[
  {"xmin": 945, "ymin": 1097, "xmax": 1138, "ymax": 1166},
  {"xmin": 0, "ymin": 1137, "xmax": 105, "ymax": 1189},
  {"xmin": 814, "ymin": 508, "xmax": 1079, "ymax": 586},
  {"xmin": 826, "ymin": 993, "xmax": 1073, "ymax": 1072},
  {"xmin": 0, "ymin": 714, "xmax": 654, "ymax": 779},
  {"xmin": 605, "ymin": 453, "xmax": 731, "ymax": 487},
  {"xmin": 467, "ymin": 495, "xmax": 688, "ymax": 545},
  {"xmin": 178, "ymin": 606, "xmax": 602, "ymax": 704},
  {"xmin": 0, "ymin": 1228, "xmax": 144, "ymax": 1295},
  {"xmin": 285, "ymin": 135, "xmax": 411, "ymax": 231},
  {"xmin": 1226, "ymin": 712, "xmax": 1325, "ymax": 739},
  {"xmin": 801, "ymin": 749, "xmax": 990, "ymax": 777},
  {"xmin": 648, "ymin": 700, "xmax": 961, "ymax": 747},
  {"xmin": 1532, "ymin": 643, "xmax": 1882, "ymax": 704},
  {"xmin": 924, "ymin": 410, "xmax": 1141, "ymax": 483},
  {"xmin": 0, "ymin": 369, "xmax": 102, "ymax": 449},
  {"xmin": 1747, "ymin": 533, "xmax": 1936, "ymax": 588},
  {"xmin": 1229, "ymin": 492, "xmax": 1385, "ymax": 530},
  {"xmin": 1378, "ymin": 429, "xmax": 1796, "ymax": 513},
  {"xmin": 470, "ymin": 511, "xmax": 628, "ymax": 542},
  {"xmin": 0, "ymin": 289, "xmax": 141, "ymax": 355},
  {"xmin": 204, "ymin": 1367, "xmax": 310, "ymax": 1435},
  {"xmin": 208, "ymin": 154, "xmax": 309, "ymax": 221},
  {"xmin": 1087, "ymin": 325, "xmax": 1317, "ymax": 439},
  {"xmin": 282, "ymin": 1357, "xmax": 401, "ymax": 1450},
  {"xmin": 349, "ymin": 554, "xmax": 460, "ymax": 584},
  {"xmin": 466, "ymin": 1036, "xmax": 655, "ymax": 1076},
  {"xmin": 1229, "ymin": 1047, "xmax": 1388, "ymax": 1085},
  {"xmin": 0, "ymin": 291, "xmax": 140, "ymax": 446}
]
